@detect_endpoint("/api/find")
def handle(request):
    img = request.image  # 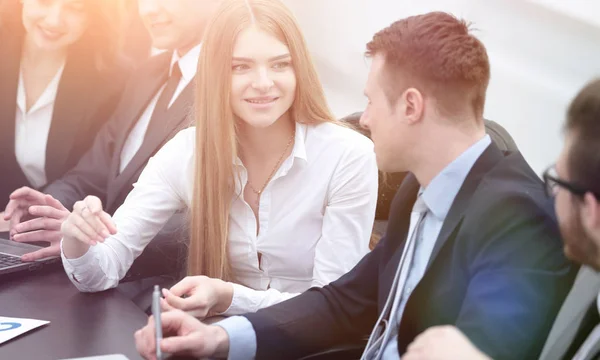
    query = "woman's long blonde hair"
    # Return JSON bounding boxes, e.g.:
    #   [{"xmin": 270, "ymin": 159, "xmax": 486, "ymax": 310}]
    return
[{"xmin": 189, "ymin": 0, "xmax": 340, "ymax": 279}]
